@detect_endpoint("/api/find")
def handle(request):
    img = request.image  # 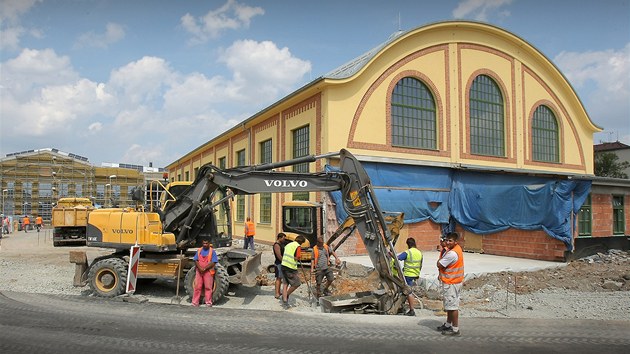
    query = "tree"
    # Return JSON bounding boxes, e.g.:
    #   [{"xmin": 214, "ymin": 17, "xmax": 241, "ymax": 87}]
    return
[{"xmin": 594, "ymin": 152, "xmax": 630, "ymax": 178}]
